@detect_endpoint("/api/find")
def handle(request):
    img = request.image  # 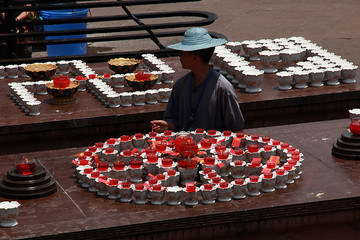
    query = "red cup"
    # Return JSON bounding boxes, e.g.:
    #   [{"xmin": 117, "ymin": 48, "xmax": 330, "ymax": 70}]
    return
[
  {"xmin": 109, "ymin": 179, "xmax": 119, "ymax": 185},
  {"xmin": 164, "ymin": 130, "xmax": 172, "ymax": 136},
  {"xmin": 186, "ymin": 185, "xmax": 196, "ymax": 192},
  {"xmin": 84, "ymin": 151, "xmax": 93, "ymax": 157},
  {"xmin": 223, "ymin": 130, "xmax": 232, "ymax": 136},
  {"xmin": 130, "ymin": 160, "xmax": 142, "ymax": 169},
  {"xmin": 147, "ymin": 153, "xmax": 158, "ymax": 163},
  {"xmin": 251, "ymin": 158, "xmax": 261, "ymax": 167},
  {"xmin": 217, "ymin": 150, "xmax": 229, "ymax": 160},
  {"xmin": 263, "ymin": 145, "xmax": 273, "ymax": 151},
  {"xmin": 161, "ymin": 158, "xmax": 173, "ymax": 167},
  {"xmin": 135, "ymin": 133, "xmax": 144, "ymax": 139},
  {"xmin": 208, "ymin": 129, "xmax": 216, "ymax": 135},
  {"xmin": 99, "ymin": 175, "xmax": 108, "ymax": 181},
  {"xmin": 204, "ymin": 184, "xmax": 213, "ymax": 190},
  {"xmin": 215, "ymin": 144, "xmax": 226, "ymax": 153},
  {"xmin": 78, "ymin": 155, "xmax": 87, "ymax": 161},
  {"xmin": 249, "ymin": 175, "xmax": 259, "ymax": 182},
  {"xmin": 167, "ymin": 169, "xmax": 176, "ymax": 176},
  {"xmin": 290, "ymin": 150, "xmax": 300, "ymax": 156},
  {"xmin": 266, "ymin": 162, "xmax": 276, "ymax": 169},
  {"xmin": 135, "ymin": 184, "xmax": 144, "ymax": 190},
  {"xmin": 212, "ymin": 177, "xmax": 221, "ymax": 184},
  {"xmin": 120, "ymin": 135, "xmax": 130, "ymax": 141},
  {"xmin": 122, "ymin": 181, "xmax": 131, "ymax": 188},
  {"xmin": 152, "ymin": 184, "xmax": 162, "ymax": 191},
  {"xmin": 16, "ymin": 160, "xmax": 36, "ymax": 175},
  {"xmin": 97, "ymin": 162, "xmax": 109, "ymax": 172},
  {"xmin": 207, "ymin": 172, "xmax": 217, "ymax": 178},
  {"xmin": 122, "ymin": 149, "xmax": 132, "ymax": 156},
  {"xmin": 95, "ymin": 142, "xmax": 104, "ymax": 148},
  {"xmin": 84, "ymin": 168, "xmax": 93, "ymax": 174},
  {"xmin": 276, "ymin": 168, "xmax": 285, "ymax": 175},
  {"xmin": 79, "ymin": 159, "xmax": 89, "ymax": 166},
  {"xmin": 235, "ymin": 178, "xmax": 244, "ymax": 185},
  {"xmin": 291, "ymin": 155, "xmax": 300, "ymax": 161},
  {"xmin": 287, "ymin": 146, "xmax": 296, "ymax": 152},
  {"xmin": 88, "ymin": 74, "xmax": 96, "ymax": 79},
  {"xmin": 196, "ymin": 128, "xmax": 204, "ymax": 134},
  {"xmin": 281, "ymin": 142, "xmax": 290, "ymax": 149},
  {"xmin": 91, "ymin": 171, "xmax": 100, "ymax": 178},
  {"xmin": 113, "ymin": 161, "xmax": 125, "ymax": 170},
  {"xmin": 210, "ymin": 138, "xmax": 218, "ymax": 144},
  {"xmin": 220, "ymin": 181, "xmax": 229, "ymax": 188},
  {"xmin": 105, "ymin": 148, "xmax": 114, "ymax": 154},
  {"xmin": 234, "ymin": 160, "xmax": 243, "ymax": 166},
  {"xmin": 236, "ymin": 132, "xmax": 244, "ymax": 138},
  {"xmin": 247, "ymin": 144, "xmax": 259, "ymax": 153},
  {"xmin": 288, "ymin": 159, "xmax": 297, "ymax": 166},
  {"xmin": 155, "ymin": 136, "xmax": 165, "ymax": 141},
  {"xmin": 103, "ymin": 73, "xmax": 111, "ymax": 78},
  {"xmin": 204, "ymin": 156, "xmax": 215, "ymax": 165},
  {"xmin": 264, "ymin": 171, "xmax": 273, "ymax": 179}
]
